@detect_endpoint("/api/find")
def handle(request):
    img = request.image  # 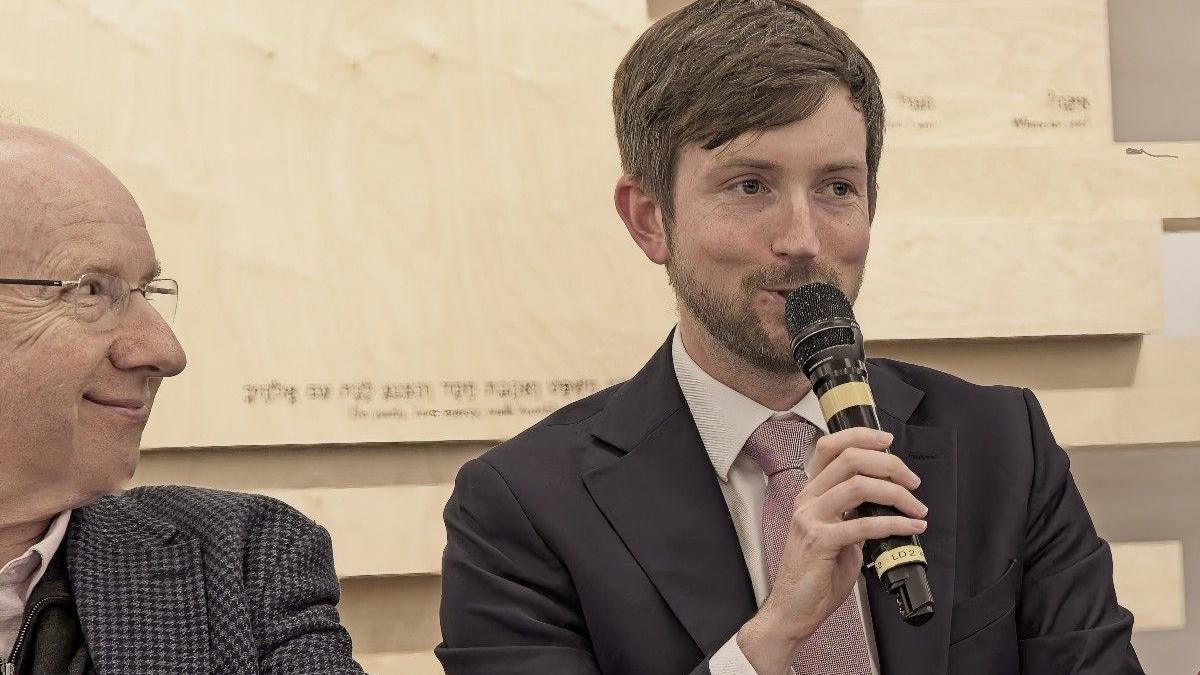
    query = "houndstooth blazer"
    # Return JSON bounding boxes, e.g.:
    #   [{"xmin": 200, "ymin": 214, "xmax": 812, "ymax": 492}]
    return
[{"xmin": 64, "ymin": 485, "xmax": 365, "ymax": 674}]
